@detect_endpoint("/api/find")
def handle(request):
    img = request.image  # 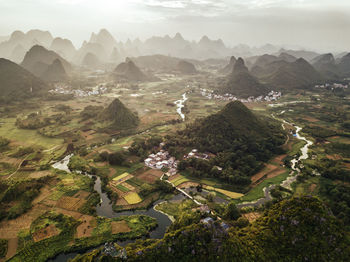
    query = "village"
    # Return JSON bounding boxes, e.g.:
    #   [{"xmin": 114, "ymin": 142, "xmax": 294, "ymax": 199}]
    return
[
  {"xmin": 199, "ymin": 88, "xmax": 282, "ymax": 103},
  {"xmin": 49, "ymin": 83, "xmax": 108, "ymax": 97},
  {"xmin": 314, "ymin": 82, "xmax": 349, "ymax": 89},
  {"xmin": 144, "ymin": 147, "xmax": 217, "ymax": 177}
]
